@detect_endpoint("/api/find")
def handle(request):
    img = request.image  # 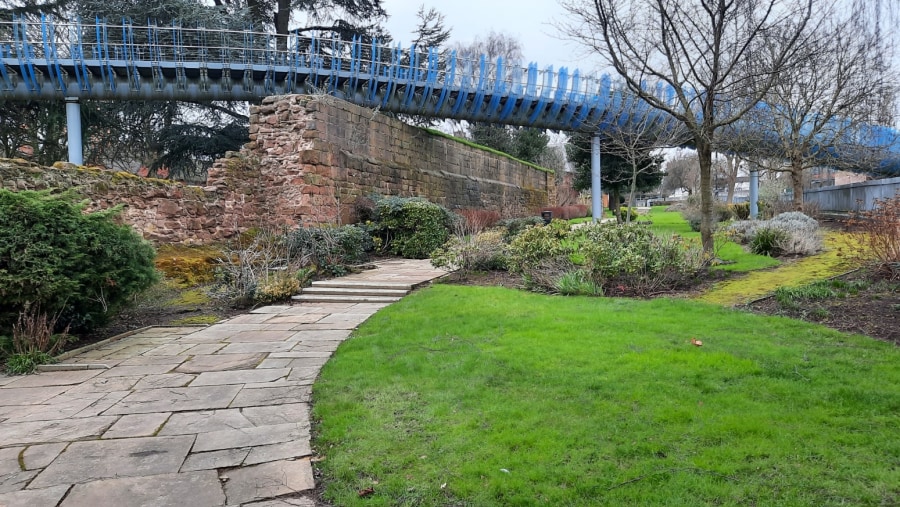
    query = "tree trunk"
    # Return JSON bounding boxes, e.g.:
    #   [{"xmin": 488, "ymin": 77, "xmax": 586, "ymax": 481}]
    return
[
  {"xmin": 725, "ymin": 154, "xmax": 738, "ymax": 204},
  {"xmin": 627, "ymin": 162, "xmax": 639, "ymax": 223},
  {"xmin": 790, "ymin": 157, "xmax": 804, "ymax": 211},
  {"xmin": 610, "ymin": 188, "xmax": 621, "ymax": 223},
  {"xmin": 696, "ymin": 137, "xmax": 714, "ymax": 253}
]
